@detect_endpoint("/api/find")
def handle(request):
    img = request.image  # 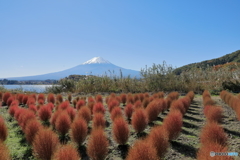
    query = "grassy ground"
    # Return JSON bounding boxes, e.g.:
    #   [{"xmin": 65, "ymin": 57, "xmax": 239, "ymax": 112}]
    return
[{"xmin": 0, "ymin": 95, "xmax": 240, "ymax": 160}]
